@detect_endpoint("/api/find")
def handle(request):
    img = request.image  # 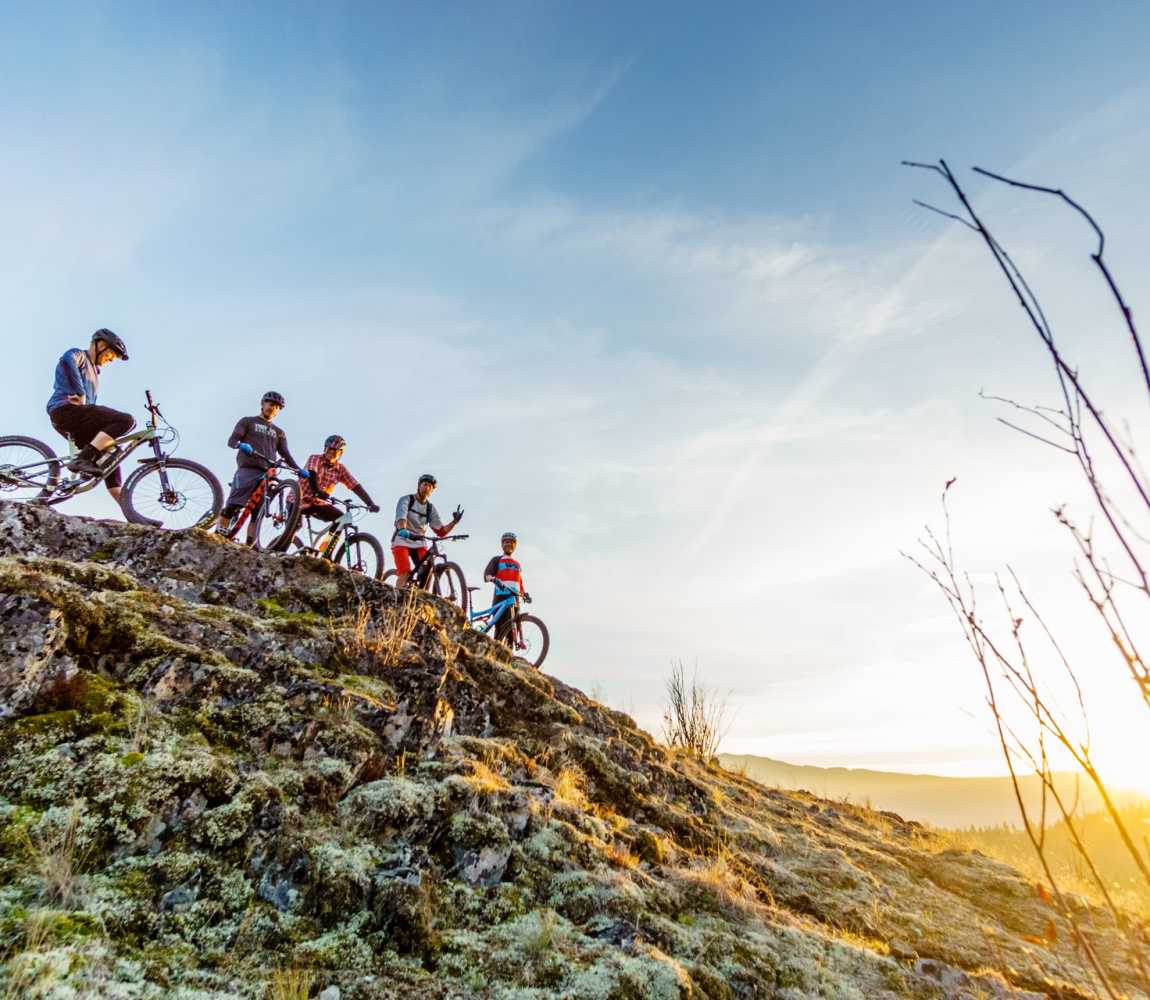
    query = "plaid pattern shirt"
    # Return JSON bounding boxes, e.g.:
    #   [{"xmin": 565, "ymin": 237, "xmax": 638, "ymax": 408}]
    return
[{"xmin": 302, "ymin": 454, "xmax": 359, "ymax": 506}]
